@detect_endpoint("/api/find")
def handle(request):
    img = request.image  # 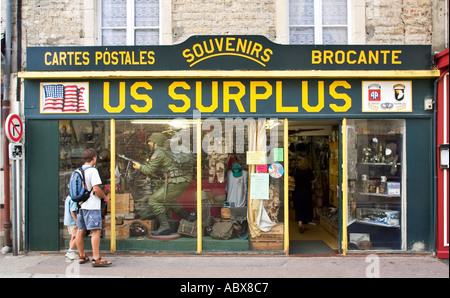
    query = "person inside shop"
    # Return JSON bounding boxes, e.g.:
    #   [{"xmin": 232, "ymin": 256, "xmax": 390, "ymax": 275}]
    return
[
  {"xmin": 133, "ymin": 133, "xmax": 192, "ymax": 236},
  {"xmin": 290, "ymin": 156, "xmax": 315, "ymax": 233},
  {"xmin": 75, "ymin": 148, "xmax": 112, "ymax": 267}
]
